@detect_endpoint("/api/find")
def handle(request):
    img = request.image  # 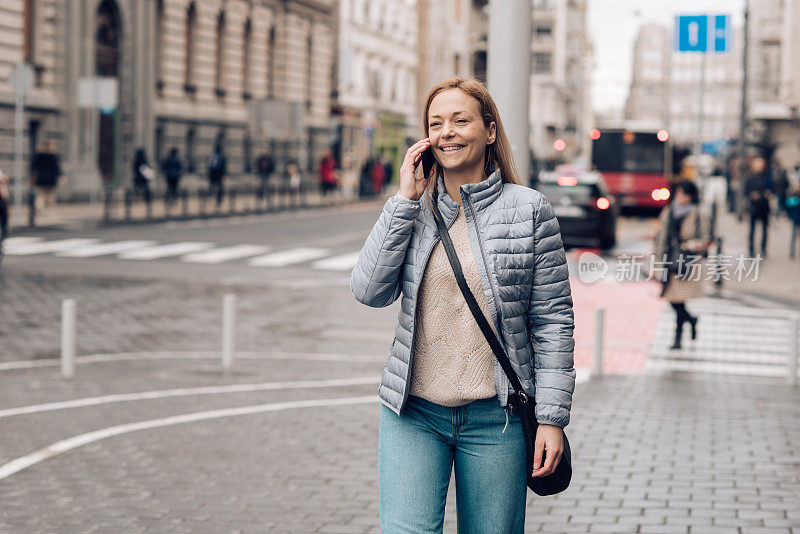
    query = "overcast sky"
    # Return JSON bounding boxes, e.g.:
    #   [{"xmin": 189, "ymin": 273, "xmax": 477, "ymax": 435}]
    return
[{"xmin": 588, "ymin": 0, "xmax": 745, "ymax": 113}]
